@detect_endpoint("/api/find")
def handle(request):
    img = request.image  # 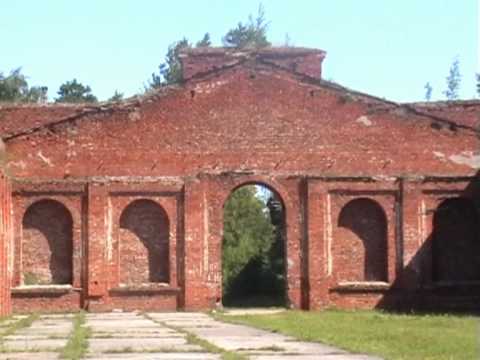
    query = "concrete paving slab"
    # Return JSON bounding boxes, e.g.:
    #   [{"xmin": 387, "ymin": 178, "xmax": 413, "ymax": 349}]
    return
[
  {"xmin": 90, "ymin": 331, "xmax": 183, "ymax": 339},
  {"xmin": 157, "ymin": 313, "xmax": 381, "ymax": 359},
  {"xmin": 15, "ymin": 328, "xmax": 71, "ymax": 336},
  {"xmin": 87, "ymin": 320, "xmax": 160, "ymax": 328},
  {"xmin": 86, "ymin": 353, "xmax": 221, "ymax": 360},
  {"xmin": 2, "ymin": 338, "xmax": 66, "ymax": 351},
  {"xmin": 3, "ymin": 334, "xmax": 67, "ymax": 341},
  {"xmin": 87, "ymin": 338, "xmax": 201, "ymax": 353},
  {"xmin": 0, "ymin": 352, "xmax": 59, "ymax": 360}
]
